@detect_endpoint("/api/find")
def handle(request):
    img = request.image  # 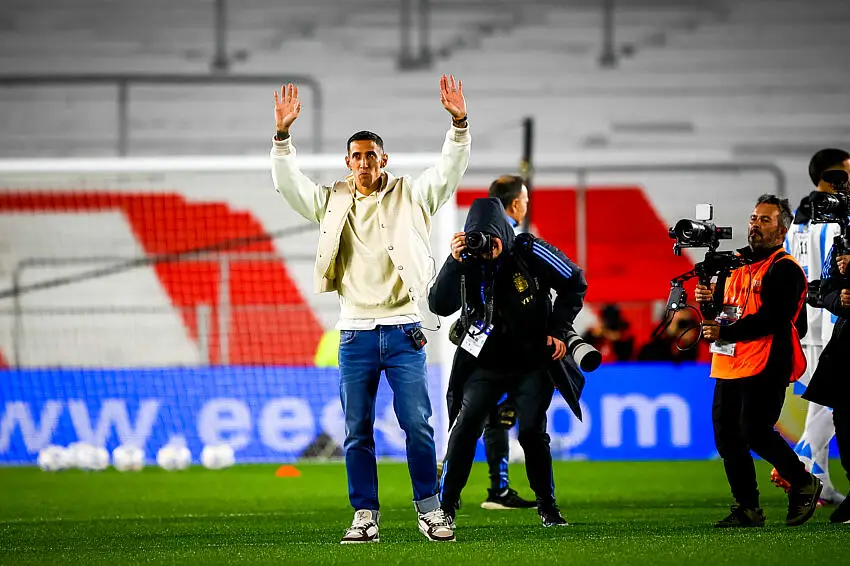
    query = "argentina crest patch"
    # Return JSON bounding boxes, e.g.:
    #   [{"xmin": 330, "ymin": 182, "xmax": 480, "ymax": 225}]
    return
[{"xmin": 513, "ymin": 272, "xmax": 529, "ymax": 293}]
